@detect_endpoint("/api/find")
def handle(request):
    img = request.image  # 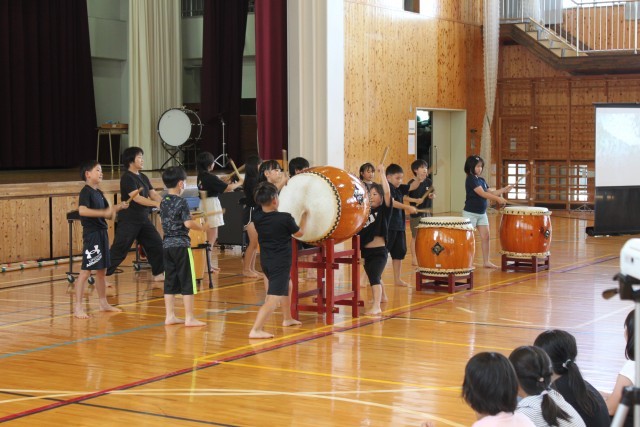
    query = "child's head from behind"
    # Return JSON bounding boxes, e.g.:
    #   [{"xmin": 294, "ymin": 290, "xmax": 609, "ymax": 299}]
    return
[
  {"xmin": 162, "ymin": 166, "xmax": 187, "ymax": 192},
  {"xmin": 385, "ymin": 163, "xmax": 404, "ymax": 188},
  {"xmin": 80, "ymin": 160, "xmax": 102, "ymax": 183},
  {"xmin": 533, "ymin": 329, "xmax": 578, "ymax": 375},
  {"xmin": 411, "ymin": 159, "xmax": 429, "ymax": 178},
  {"xmin": 289, "ymin": 157, "xmax": 310, "ymax": 176},
  {"xmin": 462, "ymin": 352, "xmax": 518, "ymax": 416},
  {"xmin": 625, "ymin": 309, "xmax": 635, "ymax": 360},
  {"xmin": 359, "ymin": 163, "xmax": 375, "ymax": 182},
  {"xmin": 254, "ymin": 181, "xmax": 279, "ymax": 208},
  {"xmin": 464, "ymin": 155, "xmax": 484, "ymax": 176},
  {"xmin": 509, "ymin": 345, "xmax": 552, "ymax": 395},
  {"xmin": 196, "ymin": 152, "xmax": 215, "ymax": 174}
]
